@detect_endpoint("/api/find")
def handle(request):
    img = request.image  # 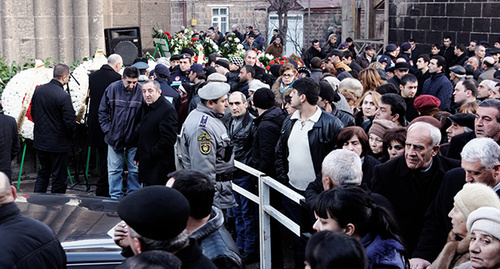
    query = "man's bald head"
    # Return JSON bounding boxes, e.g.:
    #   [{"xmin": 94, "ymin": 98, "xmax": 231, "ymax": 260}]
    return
[{"xmin": 0, "ymin": 172, "xmax": 15, "ymax": 205}]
